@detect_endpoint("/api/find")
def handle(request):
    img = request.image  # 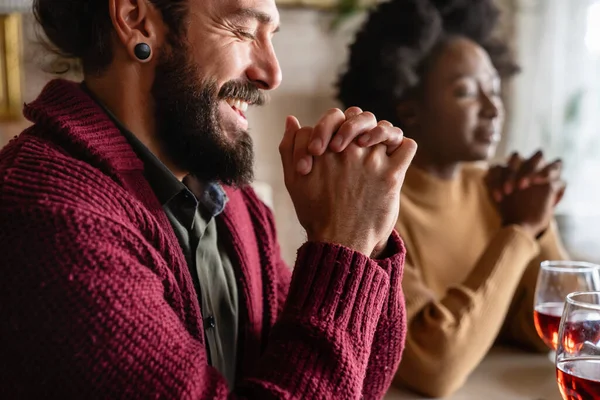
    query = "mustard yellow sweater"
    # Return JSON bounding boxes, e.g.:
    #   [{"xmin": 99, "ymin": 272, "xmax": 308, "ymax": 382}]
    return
[{"xmin": 394, "ymin": 164, "xmax": 568, "ymax": 398}]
